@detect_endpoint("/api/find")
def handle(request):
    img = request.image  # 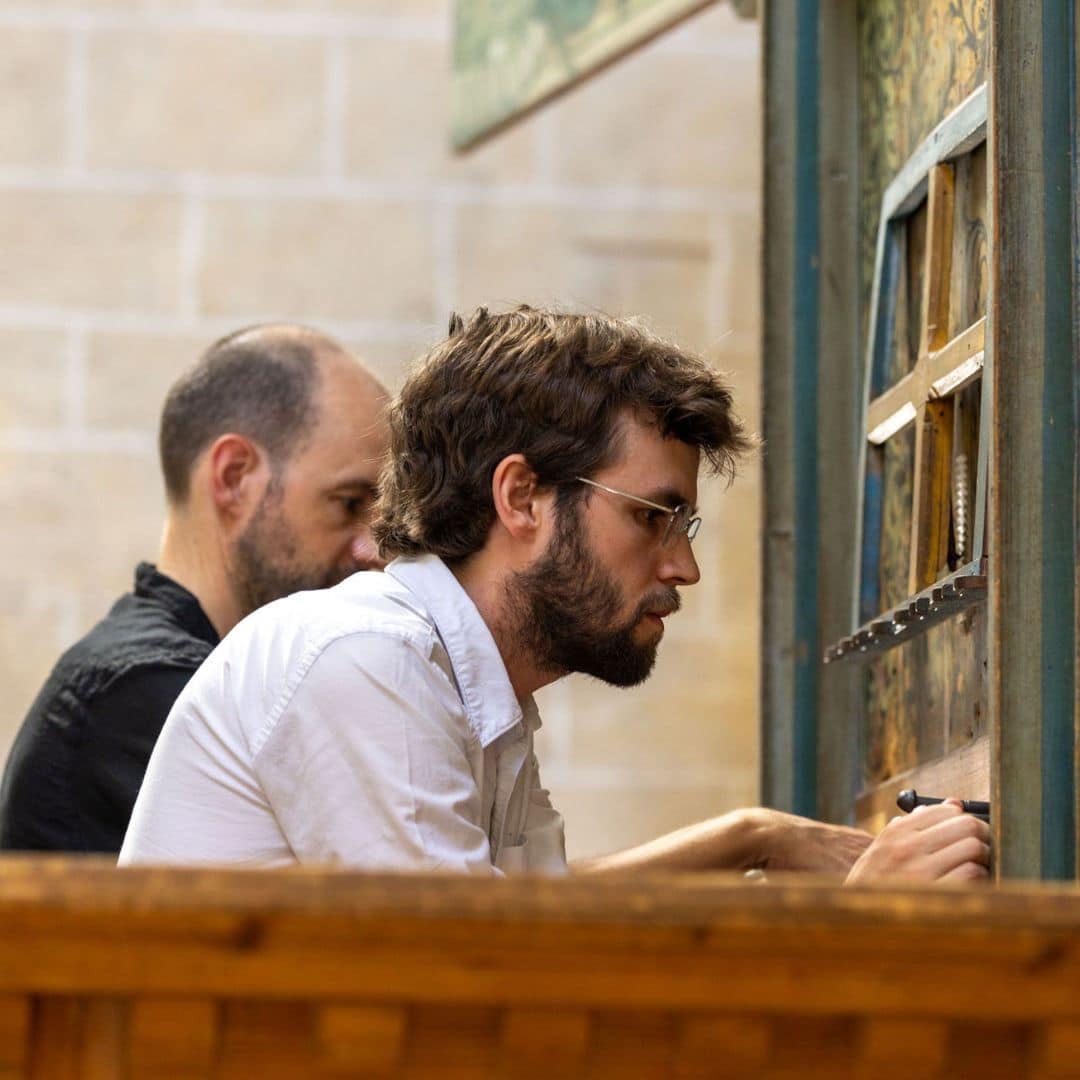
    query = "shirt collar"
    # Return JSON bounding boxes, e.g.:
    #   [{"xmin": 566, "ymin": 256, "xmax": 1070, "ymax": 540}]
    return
[
  {"xmin": 385, "ymin": 555, "xmax": 536, "ymax": 748},
  {"xmin": 134, "ymin": 562, "xmax": 220, "ymax": 647}
]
